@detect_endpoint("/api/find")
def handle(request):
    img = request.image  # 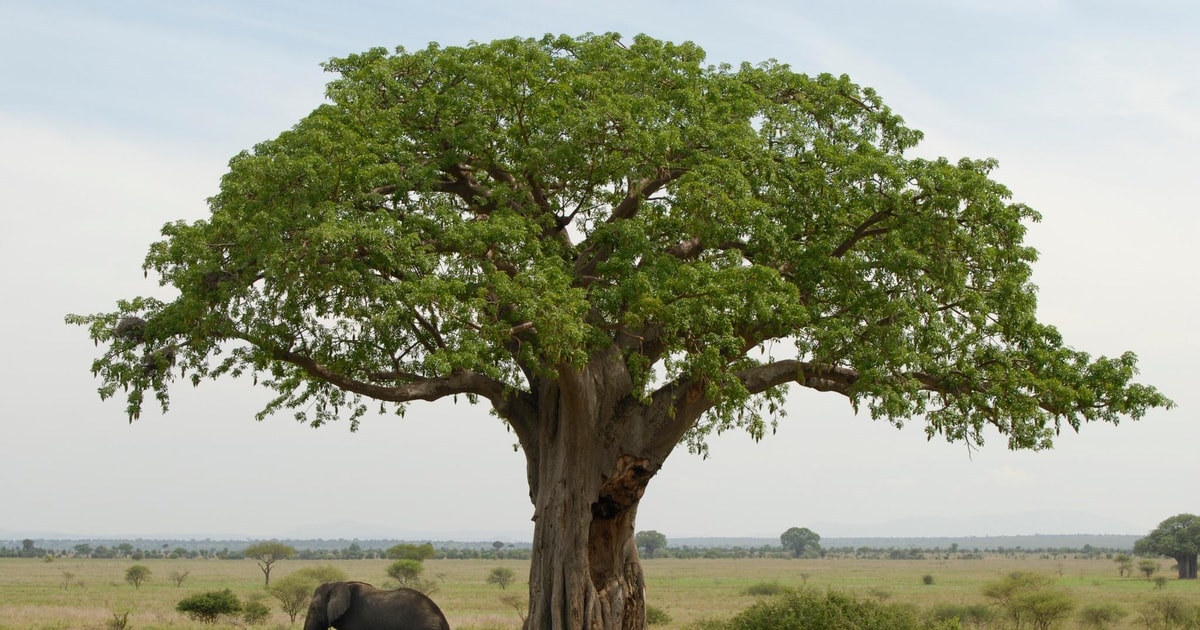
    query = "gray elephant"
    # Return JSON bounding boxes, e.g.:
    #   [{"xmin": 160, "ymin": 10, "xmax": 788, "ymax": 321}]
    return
[{"xmin": 303, "ymin": 581, "xmax": 450, "ymax": 630}]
